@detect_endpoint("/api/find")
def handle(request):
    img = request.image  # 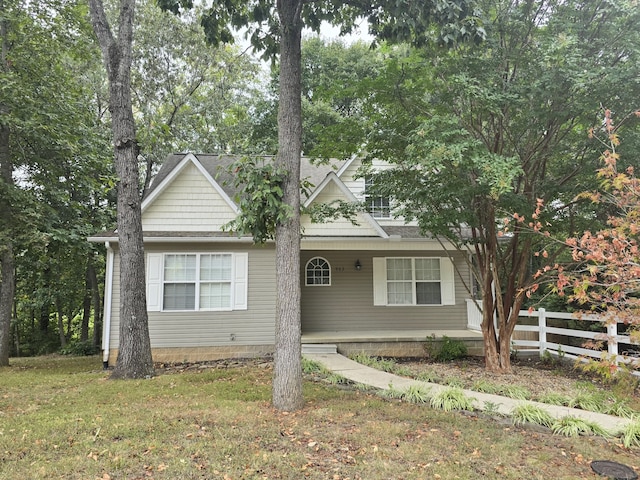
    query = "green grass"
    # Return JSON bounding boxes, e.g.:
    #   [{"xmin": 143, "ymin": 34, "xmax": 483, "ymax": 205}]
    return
[{"xmin": 1, "ymin": 355, "xmax": 639, "ymax": 480}]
